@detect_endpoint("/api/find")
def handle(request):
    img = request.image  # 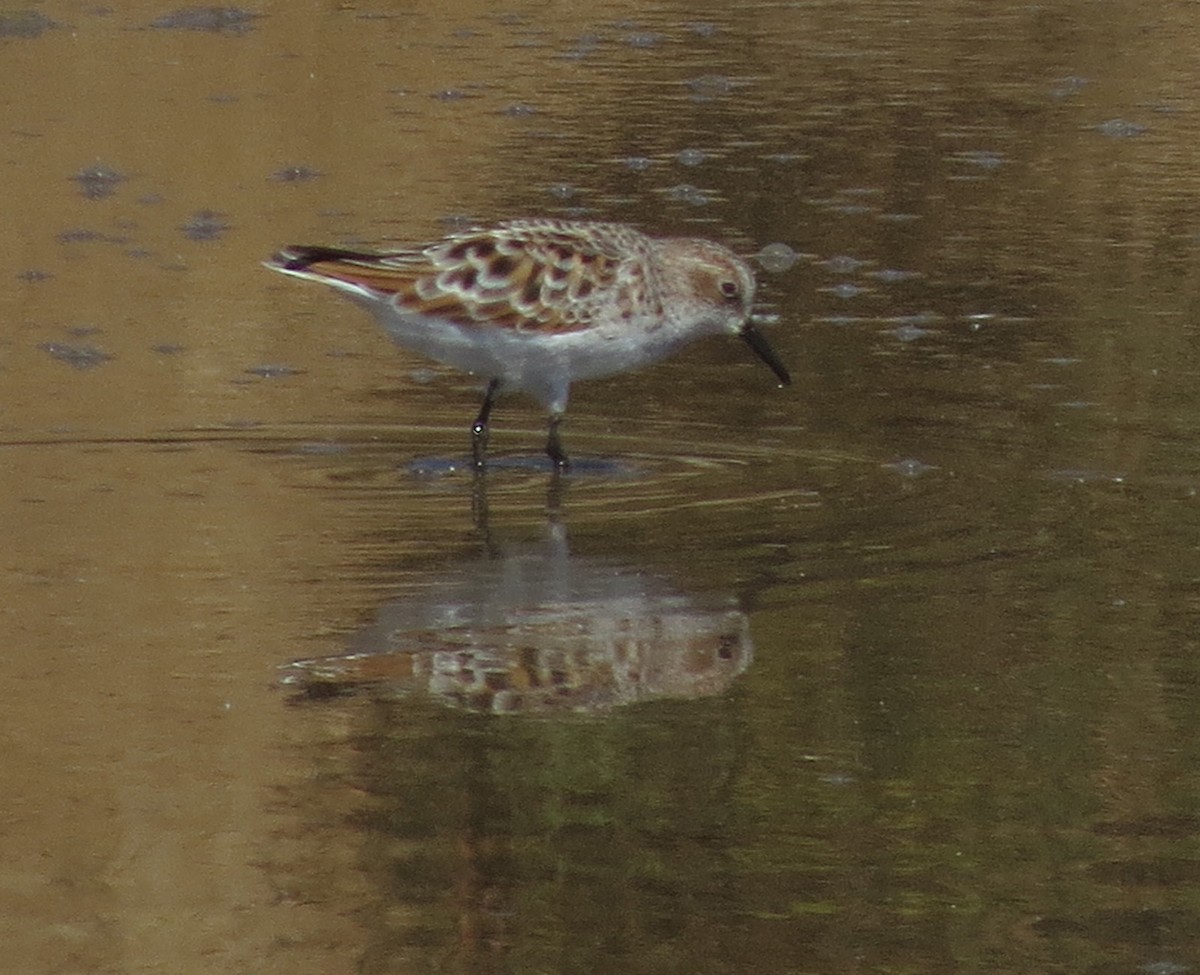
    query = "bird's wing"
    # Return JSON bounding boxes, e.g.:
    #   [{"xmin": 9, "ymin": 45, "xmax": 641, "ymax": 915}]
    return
[{"xmin": 268, "ymin": 224, "xmax": 633, "ymax": 333}]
